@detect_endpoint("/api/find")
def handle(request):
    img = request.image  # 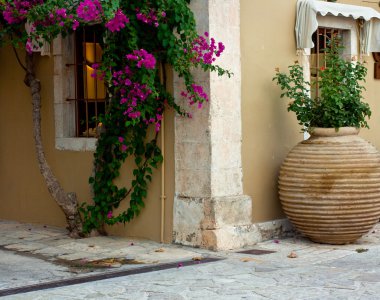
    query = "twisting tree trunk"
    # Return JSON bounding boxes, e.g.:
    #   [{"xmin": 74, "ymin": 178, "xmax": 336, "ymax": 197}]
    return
[{"xmin": 23, "ymin": 53, "xmax": 84, "ymax": 238}]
